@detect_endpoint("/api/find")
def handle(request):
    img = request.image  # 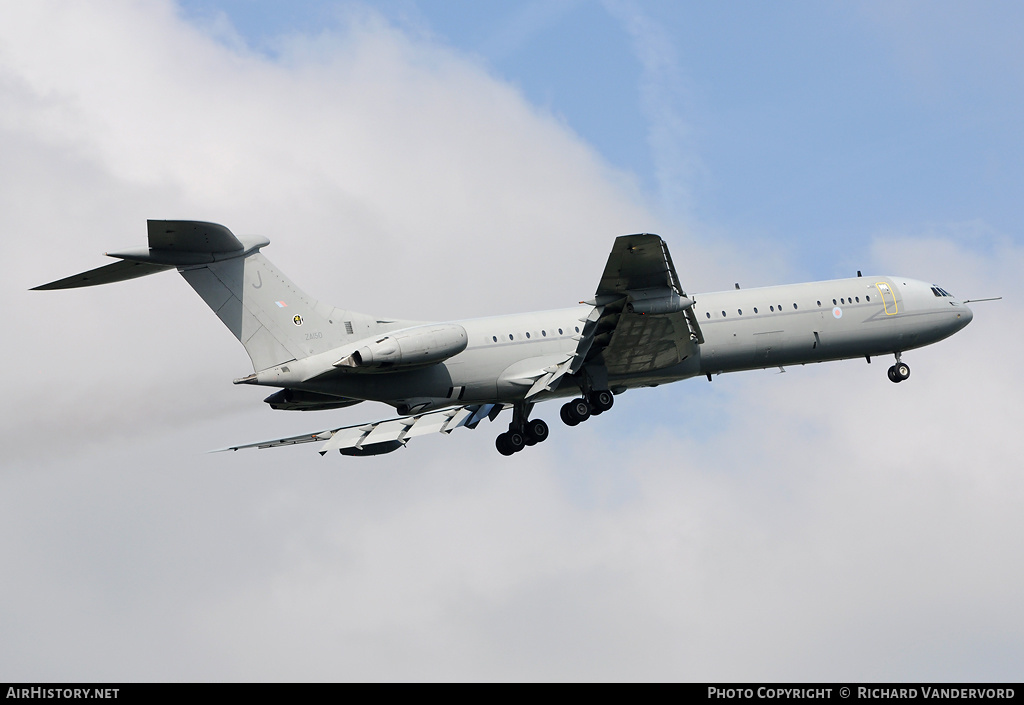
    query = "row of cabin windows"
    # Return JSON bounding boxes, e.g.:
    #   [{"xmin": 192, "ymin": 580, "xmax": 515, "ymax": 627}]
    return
[
  {"xmin": 704, "ymin": 295, "xmax": 873, "ymax": 319},
  {"xmin": 490, "ymin": 325, "xmax": 580, "ymax": 343}
]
